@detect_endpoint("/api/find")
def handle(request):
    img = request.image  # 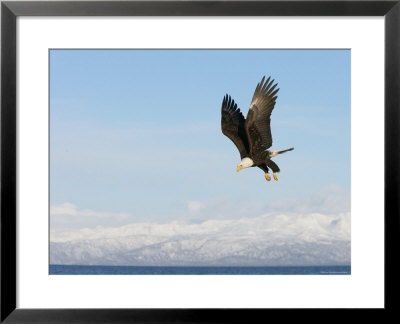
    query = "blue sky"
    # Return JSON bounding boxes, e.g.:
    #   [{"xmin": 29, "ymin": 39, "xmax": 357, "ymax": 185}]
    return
[{"xmin": 50, "ymin": 49, "xmax": 350, "ymax": 228}]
